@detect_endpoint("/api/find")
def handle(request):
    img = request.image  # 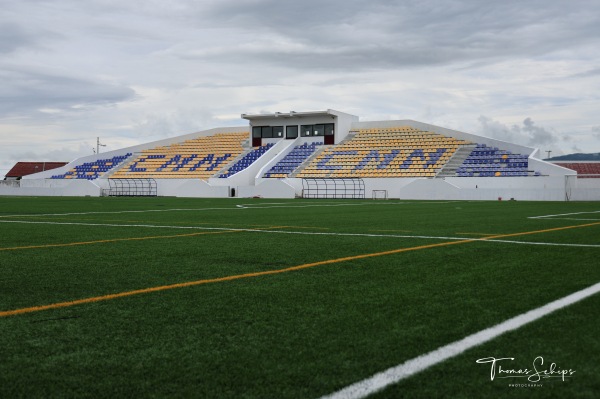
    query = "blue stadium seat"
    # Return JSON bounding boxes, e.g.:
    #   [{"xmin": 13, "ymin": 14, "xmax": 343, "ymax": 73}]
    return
[{"xmin": 51, "ymin": 153, "xmax": 132, "ymax": 180}]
